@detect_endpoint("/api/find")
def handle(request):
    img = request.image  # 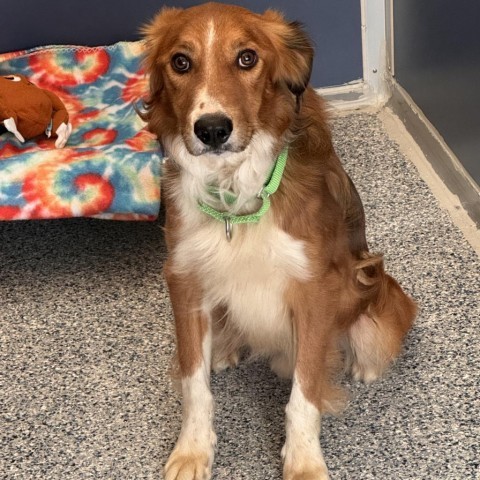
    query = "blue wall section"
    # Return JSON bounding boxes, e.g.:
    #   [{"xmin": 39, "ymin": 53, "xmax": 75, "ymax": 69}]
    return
[
  {"xmin": 394, "ymin": 0, "xmax": 480, "ymax": 183},
  {"xmin": 1, "ymin": 0, "xmax": 362, "ymax": 88}
]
